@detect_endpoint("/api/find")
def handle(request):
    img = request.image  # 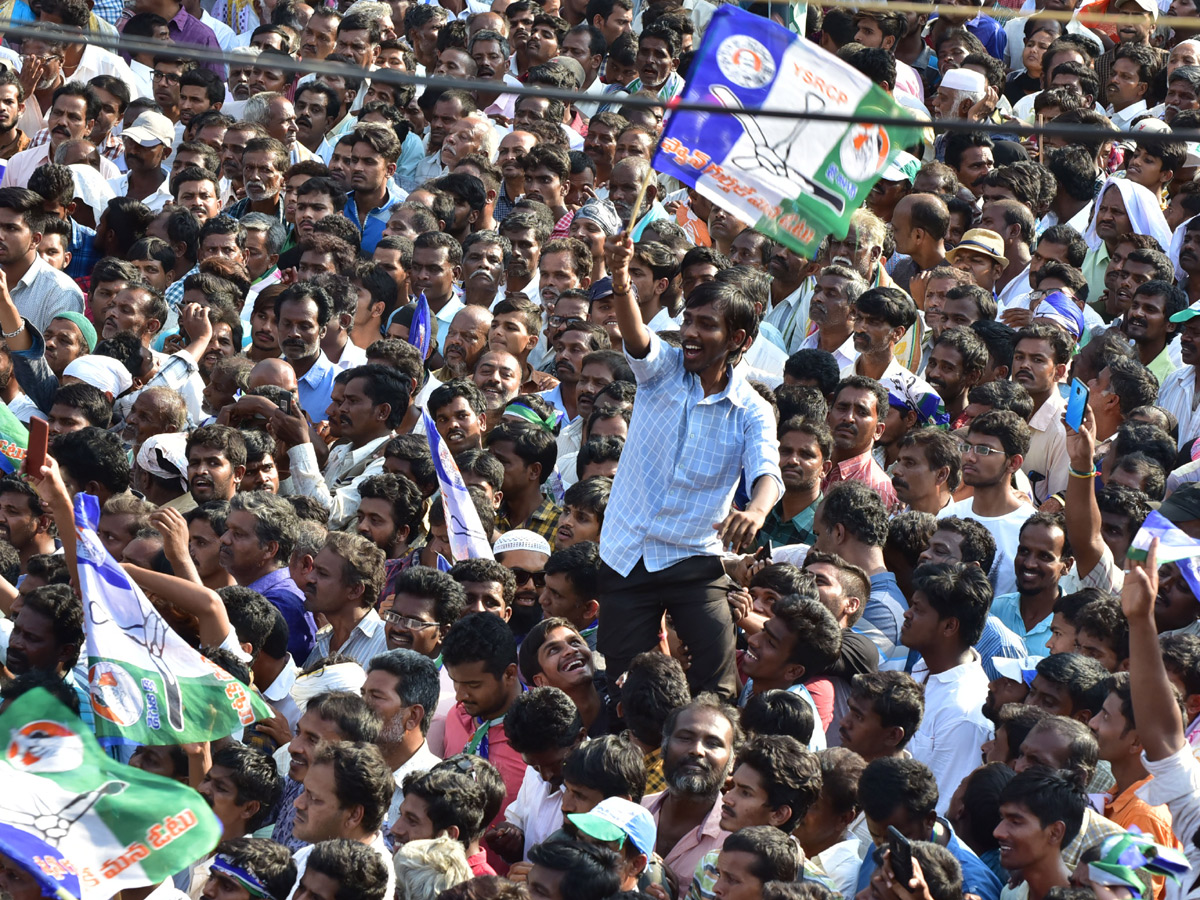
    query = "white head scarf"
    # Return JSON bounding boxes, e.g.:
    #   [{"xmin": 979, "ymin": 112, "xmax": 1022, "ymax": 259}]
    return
[{"xmin": 1081, "ymin": 176, "xmax": 1172, "ymax": 253}]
